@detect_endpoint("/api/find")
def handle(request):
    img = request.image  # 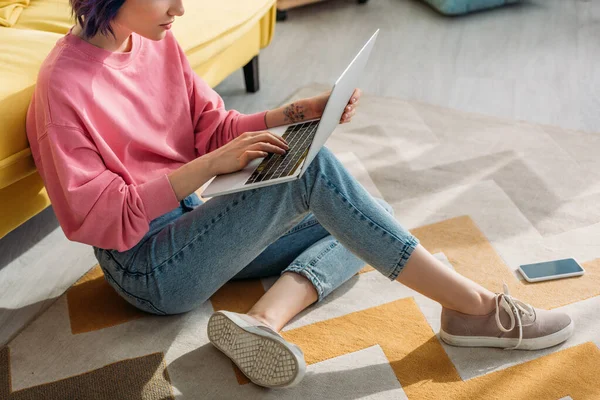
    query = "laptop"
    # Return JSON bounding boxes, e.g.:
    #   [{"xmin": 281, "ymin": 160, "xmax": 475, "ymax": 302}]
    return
[{"xmin": 202, "ymin": 29, "xmax": 379, "ymax": 198}]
